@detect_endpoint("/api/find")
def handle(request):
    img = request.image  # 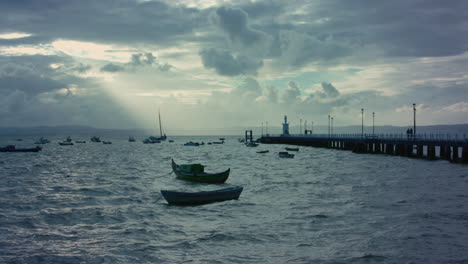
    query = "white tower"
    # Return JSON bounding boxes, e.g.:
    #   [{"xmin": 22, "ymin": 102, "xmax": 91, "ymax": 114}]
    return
[{"xmin": 282, "ymin": 115, "xmax": 290, "ymax": 136}]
